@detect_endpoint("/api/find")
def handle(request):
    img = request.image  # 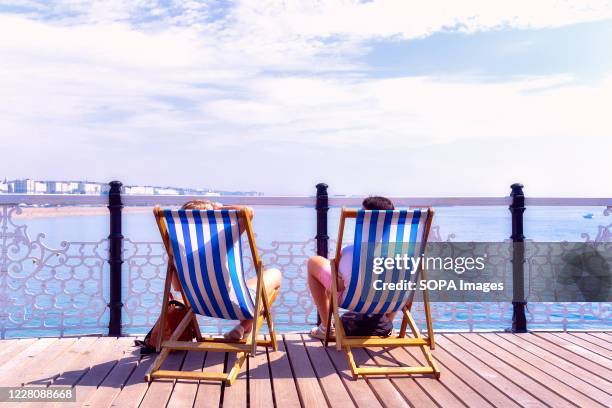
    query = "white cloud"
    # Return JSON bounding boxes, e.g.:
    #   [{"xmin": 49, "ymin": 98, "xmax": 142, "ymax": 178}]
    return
[
  {"xmin": 231, "ymin": 0, "xmax": 612, "ymax": 40},
  {"xmin": 0, "ymin": 1, "xmax": 611, "ymax": 195}
]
